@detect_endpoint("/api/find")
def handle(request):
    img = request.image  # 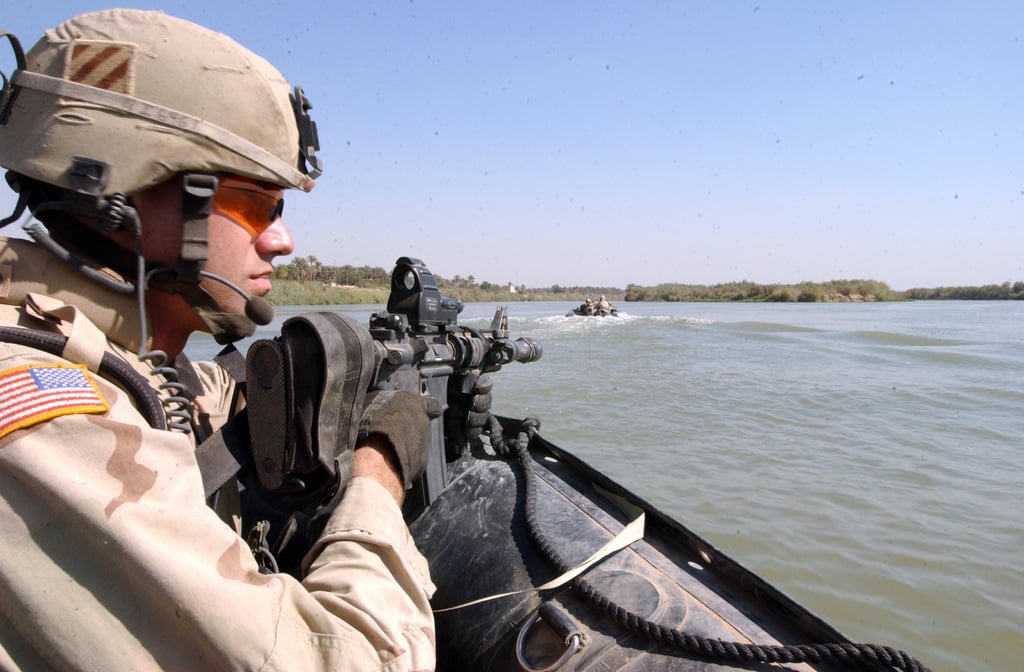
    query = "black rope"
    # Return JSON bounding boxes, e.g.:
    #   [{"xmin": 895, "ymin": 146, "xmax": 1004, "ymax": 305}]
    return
[{"xmin": 489, "ymin": 416, "xmax": 932, "ymax": 672}]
